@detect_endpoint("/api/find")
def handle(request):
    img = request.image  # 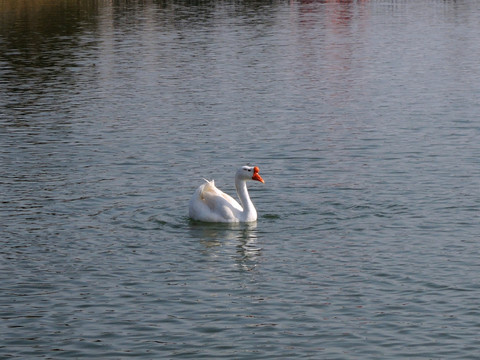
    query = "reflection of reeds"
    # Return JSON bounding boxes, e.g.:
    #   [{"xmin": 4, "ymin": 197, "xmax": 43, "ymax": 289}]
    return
[
  {"xmin": 1, "ymin": 0, "xmax": 75, "ymax": 14},
  {"xmin": 0, "ymin": 0, "xmax": 100, "ymax": 28},
  {"xmin": 0, "ymin": 0, "xmax": 101, "ymax": 36}
]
